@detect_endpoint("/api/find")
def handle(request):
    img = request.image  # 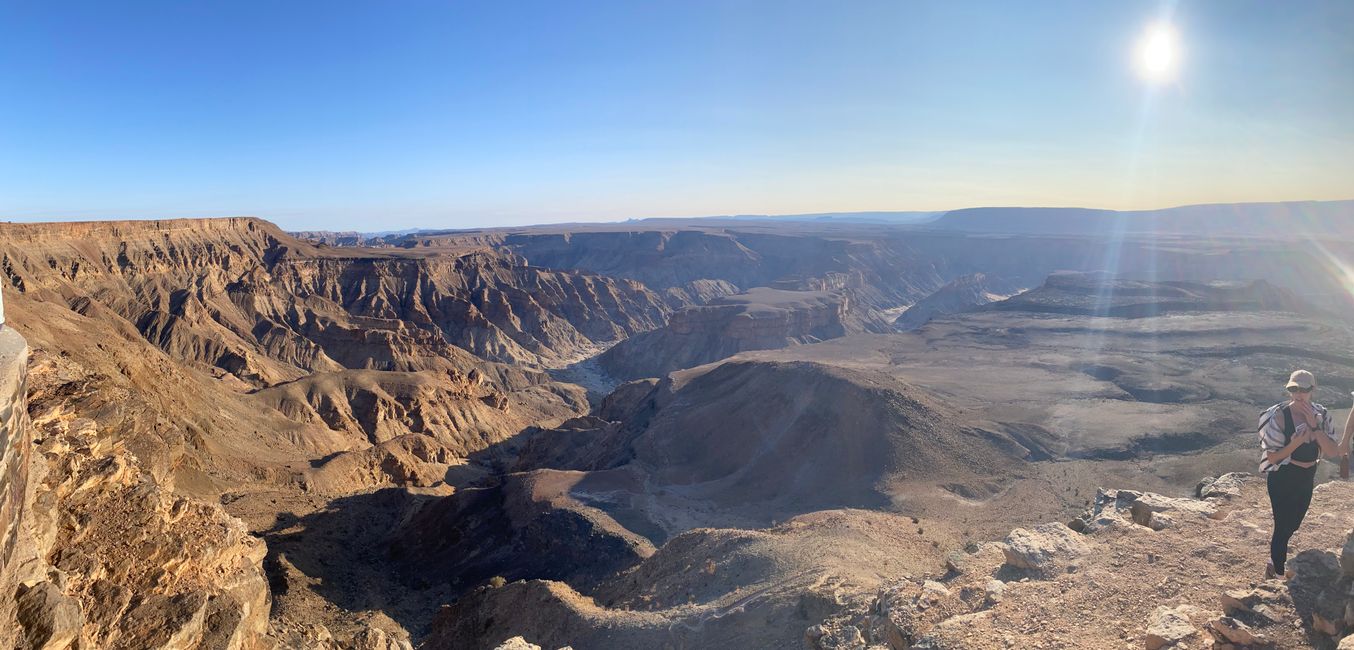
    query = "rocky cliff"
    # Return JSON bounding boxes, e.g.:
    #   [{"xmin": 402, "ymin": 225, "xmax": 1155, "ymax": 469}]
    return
[
  {"xmin": 0, "ymin": 326, "xmax": 32, "ymax": 649},
  {"xmin": 0, "ymin": 218, "xmax": 667, "ymax": 377},
  {"xmin": 0, "ymin": 218, "xmax": 663, "ymax": 492},
  {"xmin": 0, "ymin": 218, "xmax": 672, "ymax": 647},
  {"xmin": 598, "ymin": 287, "xmax": 848, "ymax": 380},
  {"xmin": 1, "ymin": 320, "xmax": 272, "ymax": 649},
  {"xmin": 385, "ymin": 227, "xmax": 948, "ymax": 331}
]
